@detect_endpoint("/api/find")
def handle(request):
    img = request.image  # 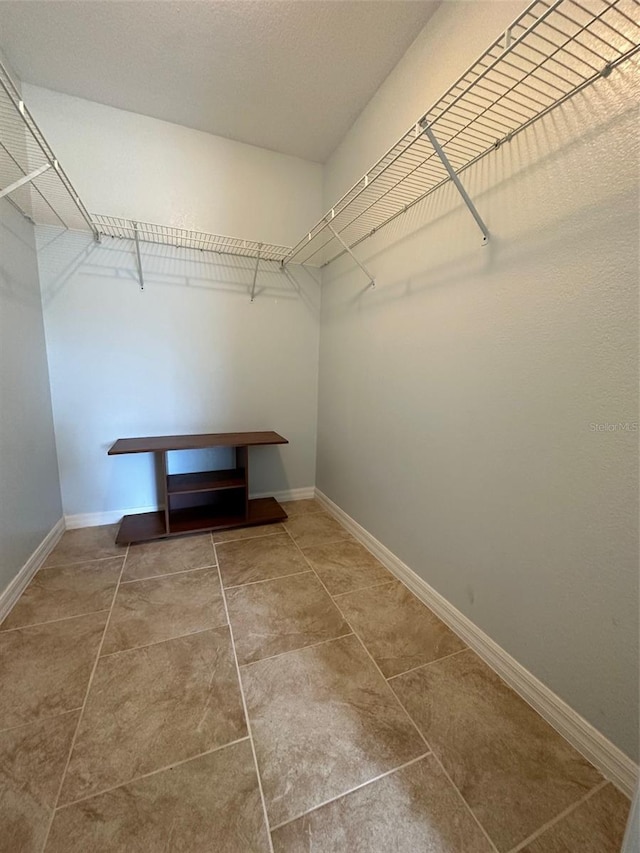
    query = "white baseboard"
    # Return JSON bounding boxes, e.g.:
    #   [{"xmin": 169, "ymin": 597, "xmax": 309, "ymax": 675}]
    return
[
  {"xmin": 0, "ymin": 518, "xmax": 66, "ymax": 623},
  {"xmin": 315, "ymin": 488, "xmax": 638, "ymax": 798},
  {"xmin": 253, "ymin": 486, "xmax": 316, "ymax": 503},
  {"xmin": 65, "ymin": 506, "xmax": 158, "ymax": 529},
  {"xmin": 65, "ymin": 488, "xmax": 316, "ymax": 529}
]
